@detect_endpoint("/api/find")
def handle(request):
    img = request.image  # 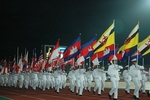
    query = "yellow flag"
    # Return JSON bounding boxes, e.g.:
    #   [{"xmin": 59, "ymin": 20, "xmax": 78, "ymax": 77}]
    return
[{"xmin": 93, "ymin": 21, "xmax": 114, "ymax": 49}]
